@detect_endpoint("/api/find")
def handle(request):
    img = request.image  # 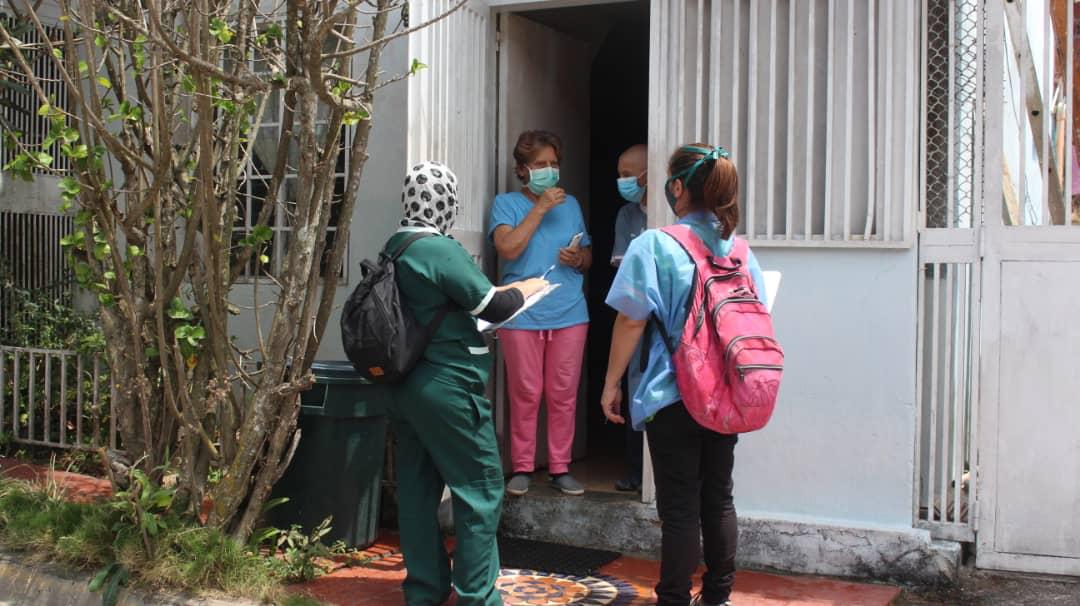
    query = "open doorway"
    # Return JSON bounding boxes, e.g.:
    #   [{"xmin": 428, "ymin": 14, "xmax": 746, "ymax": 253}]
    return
[{"xmin": 497, "ymin": 1, "xmax": 650, "ymax": 494}]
